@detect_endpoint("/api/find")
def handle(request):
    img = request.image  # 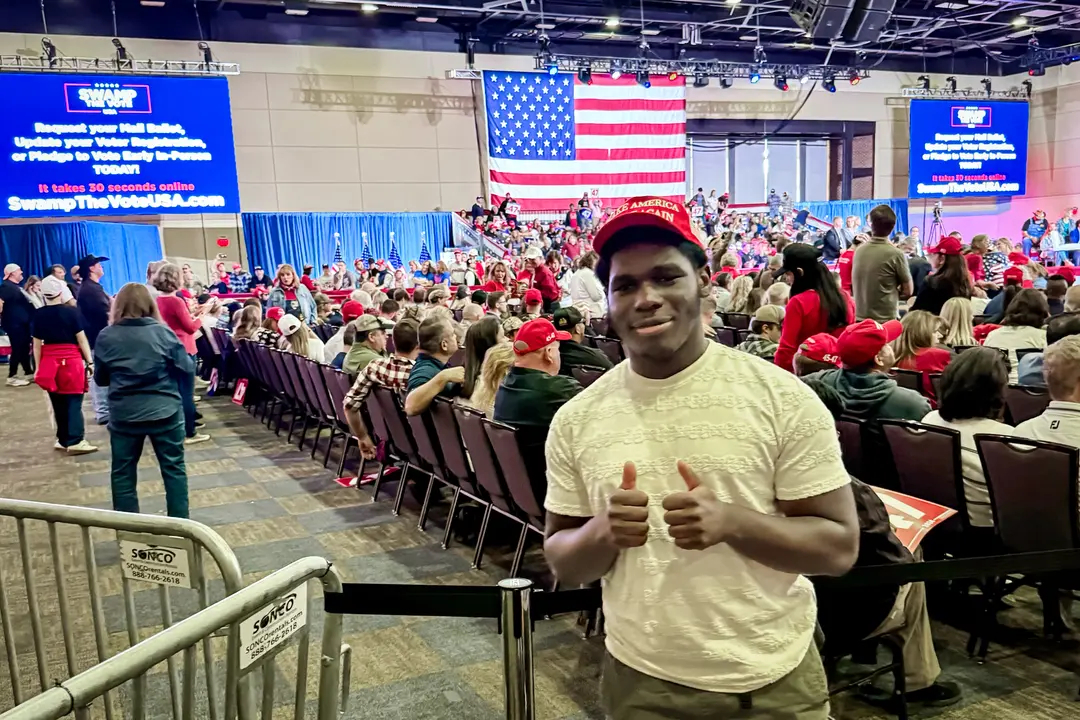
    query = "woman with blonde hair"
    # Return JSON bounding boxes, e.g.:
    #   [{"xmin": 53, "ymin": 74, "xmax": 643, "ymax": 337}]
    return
[
  {"xmin": 894, "ymin": 310, "xmax": 952, "ymax": 400},
  {"xmin": 232, "ymin": 305, "xmax": 262, "ymax": 341},
  {"xmin": 93, "ymin": 283, "xmax": 193, "ymax": 518},
  {"xmin": 457, "ymin": 342, "xmax": 514, "ymax": 417},
  {"xmin": 939, "ymin": 297, "xmax": 976, "ymax": 348},
  {"xmin": 312, "ymin": 292, "xmax": 333, "ymax": 326},
  {"xmin": 266, "ymin": 264, "xmax": 316, "ymax": 322},
  {"xmin": 277, "ymin": 313, "xmax": 324, "ymax": 362},
  {"xmin": 727, "ymin": 274, "xmax": 754, "ymax": 314}
]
